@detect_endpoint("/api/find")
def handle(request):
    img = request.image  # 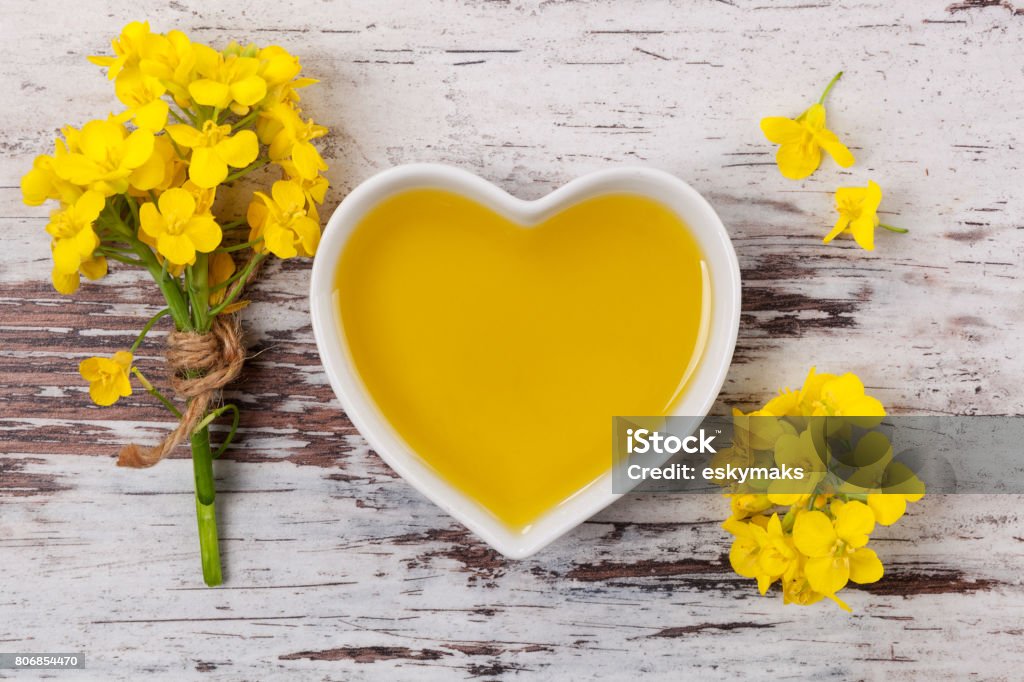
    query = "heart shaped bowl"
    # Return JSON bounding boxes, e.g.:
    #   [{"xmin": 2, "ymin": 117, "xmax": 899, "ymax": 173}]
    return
[{"xmin": 310, "ymin": 164, "xmax": 740, "ymax": 558}]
